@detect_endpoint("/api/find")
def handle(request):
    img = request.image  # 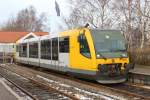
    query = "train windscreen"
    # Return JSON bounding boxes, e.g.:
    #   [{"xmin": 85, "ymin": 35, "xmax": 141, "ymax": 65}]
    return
[{"xmin": 91, "ymin": 30, "xmax": 127, "ymax": 58}]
